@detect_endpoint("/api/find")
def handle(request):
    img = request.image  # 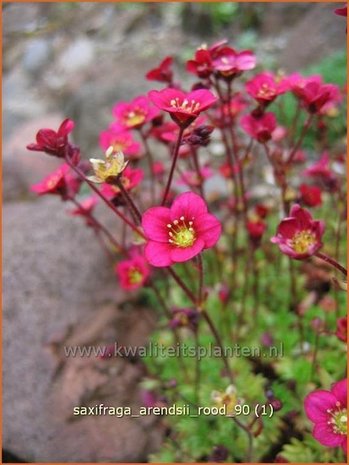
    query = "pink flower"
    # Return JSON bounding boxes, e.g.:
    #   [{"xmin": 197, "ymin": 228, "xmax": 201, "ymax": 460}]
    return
[
  {"xmin": 31, "ymin": 163, "xmax": 81, "ymax": 199},
  {"xmin": 212, "ymin": 46, "xmax": 256, "ymax": 79},
  {"xmin": 240, "ymin": 112, "xmax": 277, "ymax": 143},
  {"xmin": 303, "ymin": 153, "xmax": 338, "ymax": 191},
  {"xmin": 99, "ymin": 125, "xmax": 141, "ymax": 158},
  {"xmin": 69, "ymin": 196, "xmax": 98, "ymax": 226},
  {"xmin": 112, "ymin": 96, "xmax": 160, "ymax": 129},
  {"xmin": 70, "ymin": 196, "xmax": 98, "ymax": 215},
  {"xmin": 150, "ymin": 121, "xmax": 178, "ymax": 144},
  {"xmin": 146, "ymin": 56, "xmax": 173, "ymax": 84},
  {"xmin": 152, "ymin": 161, "xmax": 165, "ymax": 177},
  {"xmin": 294, "ymin": 80, "xmax": 341, "ymax": 114},
  {"xmin": 300, "ymin": 184, "xmax": 322, "ymax": 207},
  {"xmin": 304, "ymin": 379, "xmax": 347, "ymax": 453},
  {"xmin": 271, "ymin": 204, "xmax": 325, "ymax": 259},
  {"xmin": 27, "ymin": 118, "xmax": 76, "ymax": 158},
  {"xmin": 99, "ymin": 166, "xmax": 144, "ymax": 199},
  {"xmin": 177, "ymin": 165, "xmax": 213, "ymax": 188},
  {"xmin": 115, "ymin": 255, "xmax": 150, "ymax": 291},
  {"xmin": 148, "ymin": 88, "xmax": 217, "ymax": 128},
  {"xmin": 246, "ymin": 72, "xmax": 285, "ymax": 105},
  {"xmin": 142, "ymin": 192, "xmax": 221, "ymax": 267}
]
